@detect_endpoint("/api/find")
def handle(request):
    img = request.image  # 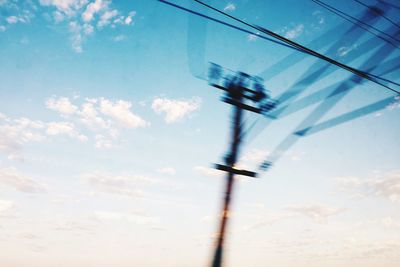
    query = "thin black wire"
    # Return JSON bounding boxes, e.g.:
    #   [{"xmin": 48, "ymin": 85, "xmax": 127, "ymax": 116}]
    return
[
  {"xmin": 160, "ymin": 0, "xmax": 400, "ymax": 93},
  {"xmin": 193, "ymin": 0, "xmax": 400, "ymax": 95},
  {"xmin": 311, "ymin": 0, "xmax": 400, "ymax": 45},
  {"xmin": 353, "ymin": 0, "xmax": 400, "ymax": 29},
  {"xmin": 157, "ymin": 0, "xmax": 304, "ymax": 53}
]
